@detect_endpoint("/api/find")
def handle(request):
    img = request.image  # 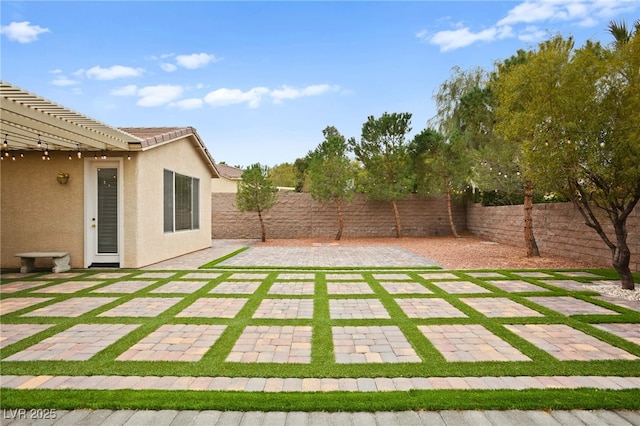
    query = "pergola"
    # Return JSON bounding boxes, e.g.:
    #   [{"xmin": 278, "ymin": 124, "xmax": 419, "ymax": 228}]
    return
[{"xmin": 0, "ymin": 81, "xmax": 143, "ymax": 159}]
